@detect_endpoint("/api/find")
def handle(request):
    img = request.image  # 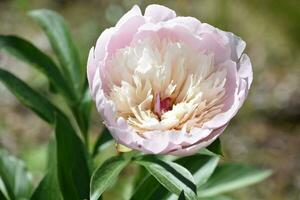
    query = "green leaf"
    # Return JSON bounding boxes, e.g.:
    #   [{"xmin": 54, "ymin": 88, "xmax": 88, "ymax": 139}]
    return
[
  {"xmin": 90, "ymin": 156, "xmax": 129, "ymax": 200},
  {"xmin": 0, "ymin": 69, "xmax": 63, "ymax": 124},
  {"xmin": 29, "ymin": 9, "xmax": 83, "ymax": 96},
  {"xmin": 0, "ymin": 189, "xmax": 7, "ymax": 200},
  {"xmin": 178, "ymin": 191, "xmax": 186, "ymax": 200},
  {"xmin": 55, "ymin": 114, "xmax": 90, "ymax": 200},
  {"xmin": 165, "ymin": 155, "xmax": 220, "ymax": 200},
  {"xmin": 31, "ymin": 138, "xmax": 62, "ymax": 200},
  {"xmin": 0, "ymin": 35, "xmax": 77, "ymax": 104},
  {"xmin": 130, "ymin": 174, "xmax": 162, "ymax": 200},
  {"xmin": 207, "ymin": 138, "xmax": 223, "ymax": 156},
  {"xmin": 134, "ymin": 156, "xmax": 197, "ymax": 200},
  {"xmin": 0, "ymin": 178, "xmax": 9, "ymax": 200},
  {"xmin": 198, "ymin": 195, "xmax": 234, "ymax": 200},
  {"xmin": 198, "ymin": 163, "xmax": 272, "ymax": 197},
  {"xmin": 176, "ymin": 155, "xmax": 220, "ymax": 187},
  {"xmin": 71, "ymin": 89, "xmax": 92, "ymax": 139},
  {"xmin": 30, "ymin": 174, "xmax": 62, "ymax": 200},
  {"xmin": 0, "ymin": 149, "xmax": 33, "ymax": 200},
  {"xmin": 92, "ymin": 128, "xmax": 113, "ymax": 157}
]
